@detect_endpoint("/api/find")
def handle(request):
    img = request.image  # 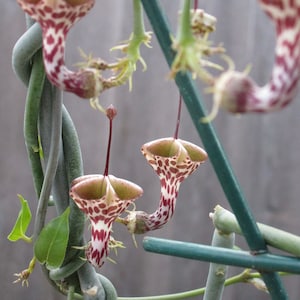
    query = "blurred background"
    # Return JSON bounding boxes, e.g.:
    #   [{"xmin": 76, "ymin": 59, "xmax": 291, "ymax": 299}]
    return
[{"xmin": 2, "ymin": 0, "xmax": 300, "ymax": 299}]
